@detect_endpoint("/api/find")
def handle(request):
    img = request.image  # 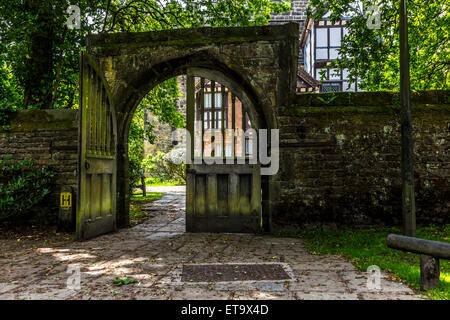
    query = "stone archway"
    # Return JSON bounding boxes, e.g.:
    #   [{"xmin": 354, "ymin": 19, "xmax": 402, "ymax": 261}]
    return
[{"xmin": 84, "ymin": 23, "xmax": 299, "ymax": 231}]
